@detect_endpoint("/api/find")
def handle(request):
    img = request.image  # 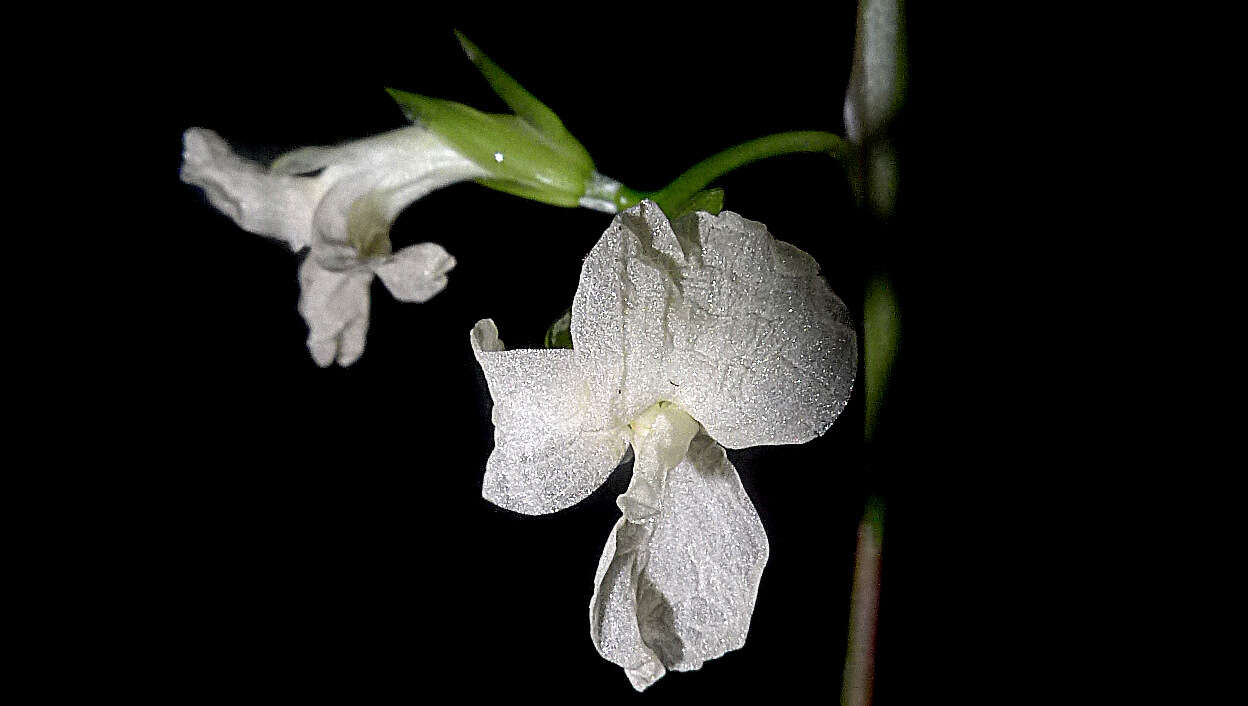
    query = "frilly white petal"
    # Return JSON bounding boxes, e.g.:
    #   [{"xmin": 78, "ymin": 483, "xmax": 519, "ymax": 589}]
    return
[
  {"xmin": 572, "ymin": 200, "xmax": 857, "ymax": 449},
  {"xmin": 590, "ymin": 433, "xmax": 769, "ymax": 691},
  {"xmin": 590, "ymin": 518, "xmax": 666, "ymax": 691},
  {"xmin": 297, "ymin": 257, "xmax": 372, "ymax": 367},
  {"xmin": 374, "ymin": 243, "xmax": 456, "ymax": 303},
  {"xmin": 180, "ymin": 128, "xmax": 324, "ymax": 250},
  {"xmin": 666, "ymin": 209, "xmax": 857, "ymax": 447},
  {"xmin": 470, "ymin": 320, "xmax": 629, "ymax": 515},
  {"xmin": 572, "ymin": 200, "xmax": 683, "ymax": 427},
  {"xmin": 616, "ymin": 403, "xmax": 701, "ymax": 522}
]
